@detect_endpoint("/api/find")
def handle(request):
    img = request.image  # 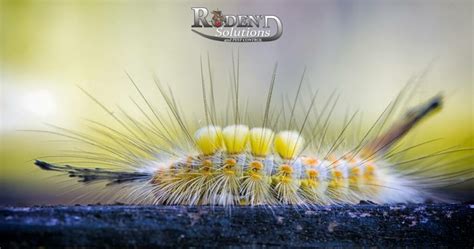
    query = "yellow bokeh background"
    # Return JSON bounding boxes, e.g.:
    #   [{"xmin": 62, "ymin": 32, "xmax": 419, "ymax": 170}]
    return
[{"xmin": 0, "ymin": 0, "xmax": 472, "ymax": 204}]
